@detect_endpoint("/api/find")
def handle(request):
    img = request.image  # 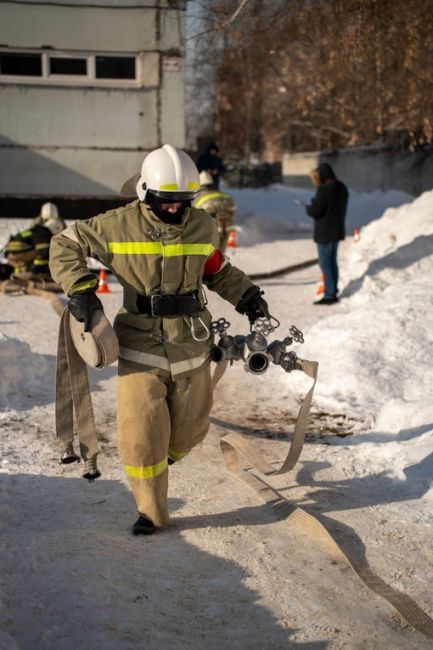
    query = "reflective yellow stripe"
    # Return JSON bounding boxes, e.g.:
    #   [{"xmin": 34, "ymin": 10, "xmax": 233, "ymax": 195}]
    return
[
  {"xmin": 108, "ymin": 242, "xmax": 214, "ymax": 256},
  {"xmin": 187, "ymin": 181, "xmax": 200, "ymax": 190},
  {"xmin": 19, "ymin": 229, "xmax": 32, "ymax": 237},
  {"xmin": 71, "ymin": 278, "xmax": 98, "ymax": 293},
  {"xmin": 195, "ymin": 192, "xmax": 229, "ymax": 208},
  {"xmin": 159, "ymin": 183, "xmax": 178, "ymax": 190},
  {"xmin": 5, "ymin": 242, "xmax": 32, "ymax": 251},
  {"xmin": 35, "ymin": 243, "xmax": 50, "ymax": 250},
  {"xmin": 124, "ymin": 458, "xmax": 168, "ymax": 479},
  {"xmin": 168, "ymin": 448, "xmax": 189, "ymax": 461},
  {"xmin": 33, "ymin": 259, "xmax": 48, "ymax": 266}
]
